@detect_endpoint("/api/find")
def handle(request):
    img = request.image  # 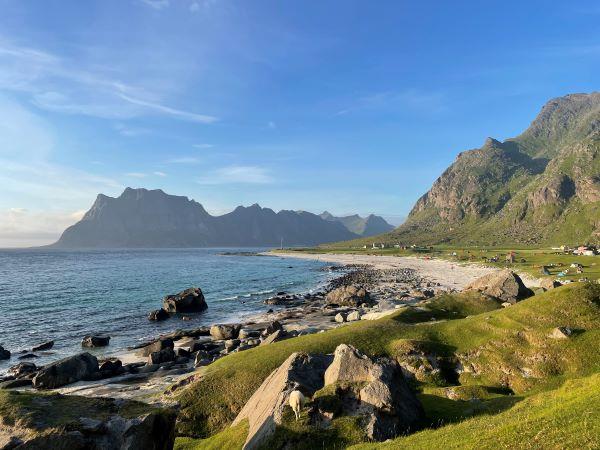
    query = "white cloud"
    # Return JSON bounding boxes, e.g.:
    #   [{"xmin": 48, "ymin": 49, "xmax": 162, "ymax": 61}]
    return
[
  {"xmin": 154, "ymin": 171, "xmax": 167, "ymax": 177},
  {"xmin": 197, "ymin": 165, "xmax": 273, "ymax": 184},
  {"xmin": 0, "ymin": 40, "xmax": 218, "ymax": 124},
  {"xmin": 141, "ymin": 0, "xmax": 170, "ymax": 10},
  {"xmin": 125, "ymin": 172, "xmax": 147, "ymax": 178},
  {"xmin": 168, "ymin": 156, "xmax": 201, "ymax": 164},
  {"xmin": 193, "ymin": 143, "xmax": 214, "ymax": 149},
  {"xmin": 114, "ymin": 123, "xmax": 150, "ymax": 137}
]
